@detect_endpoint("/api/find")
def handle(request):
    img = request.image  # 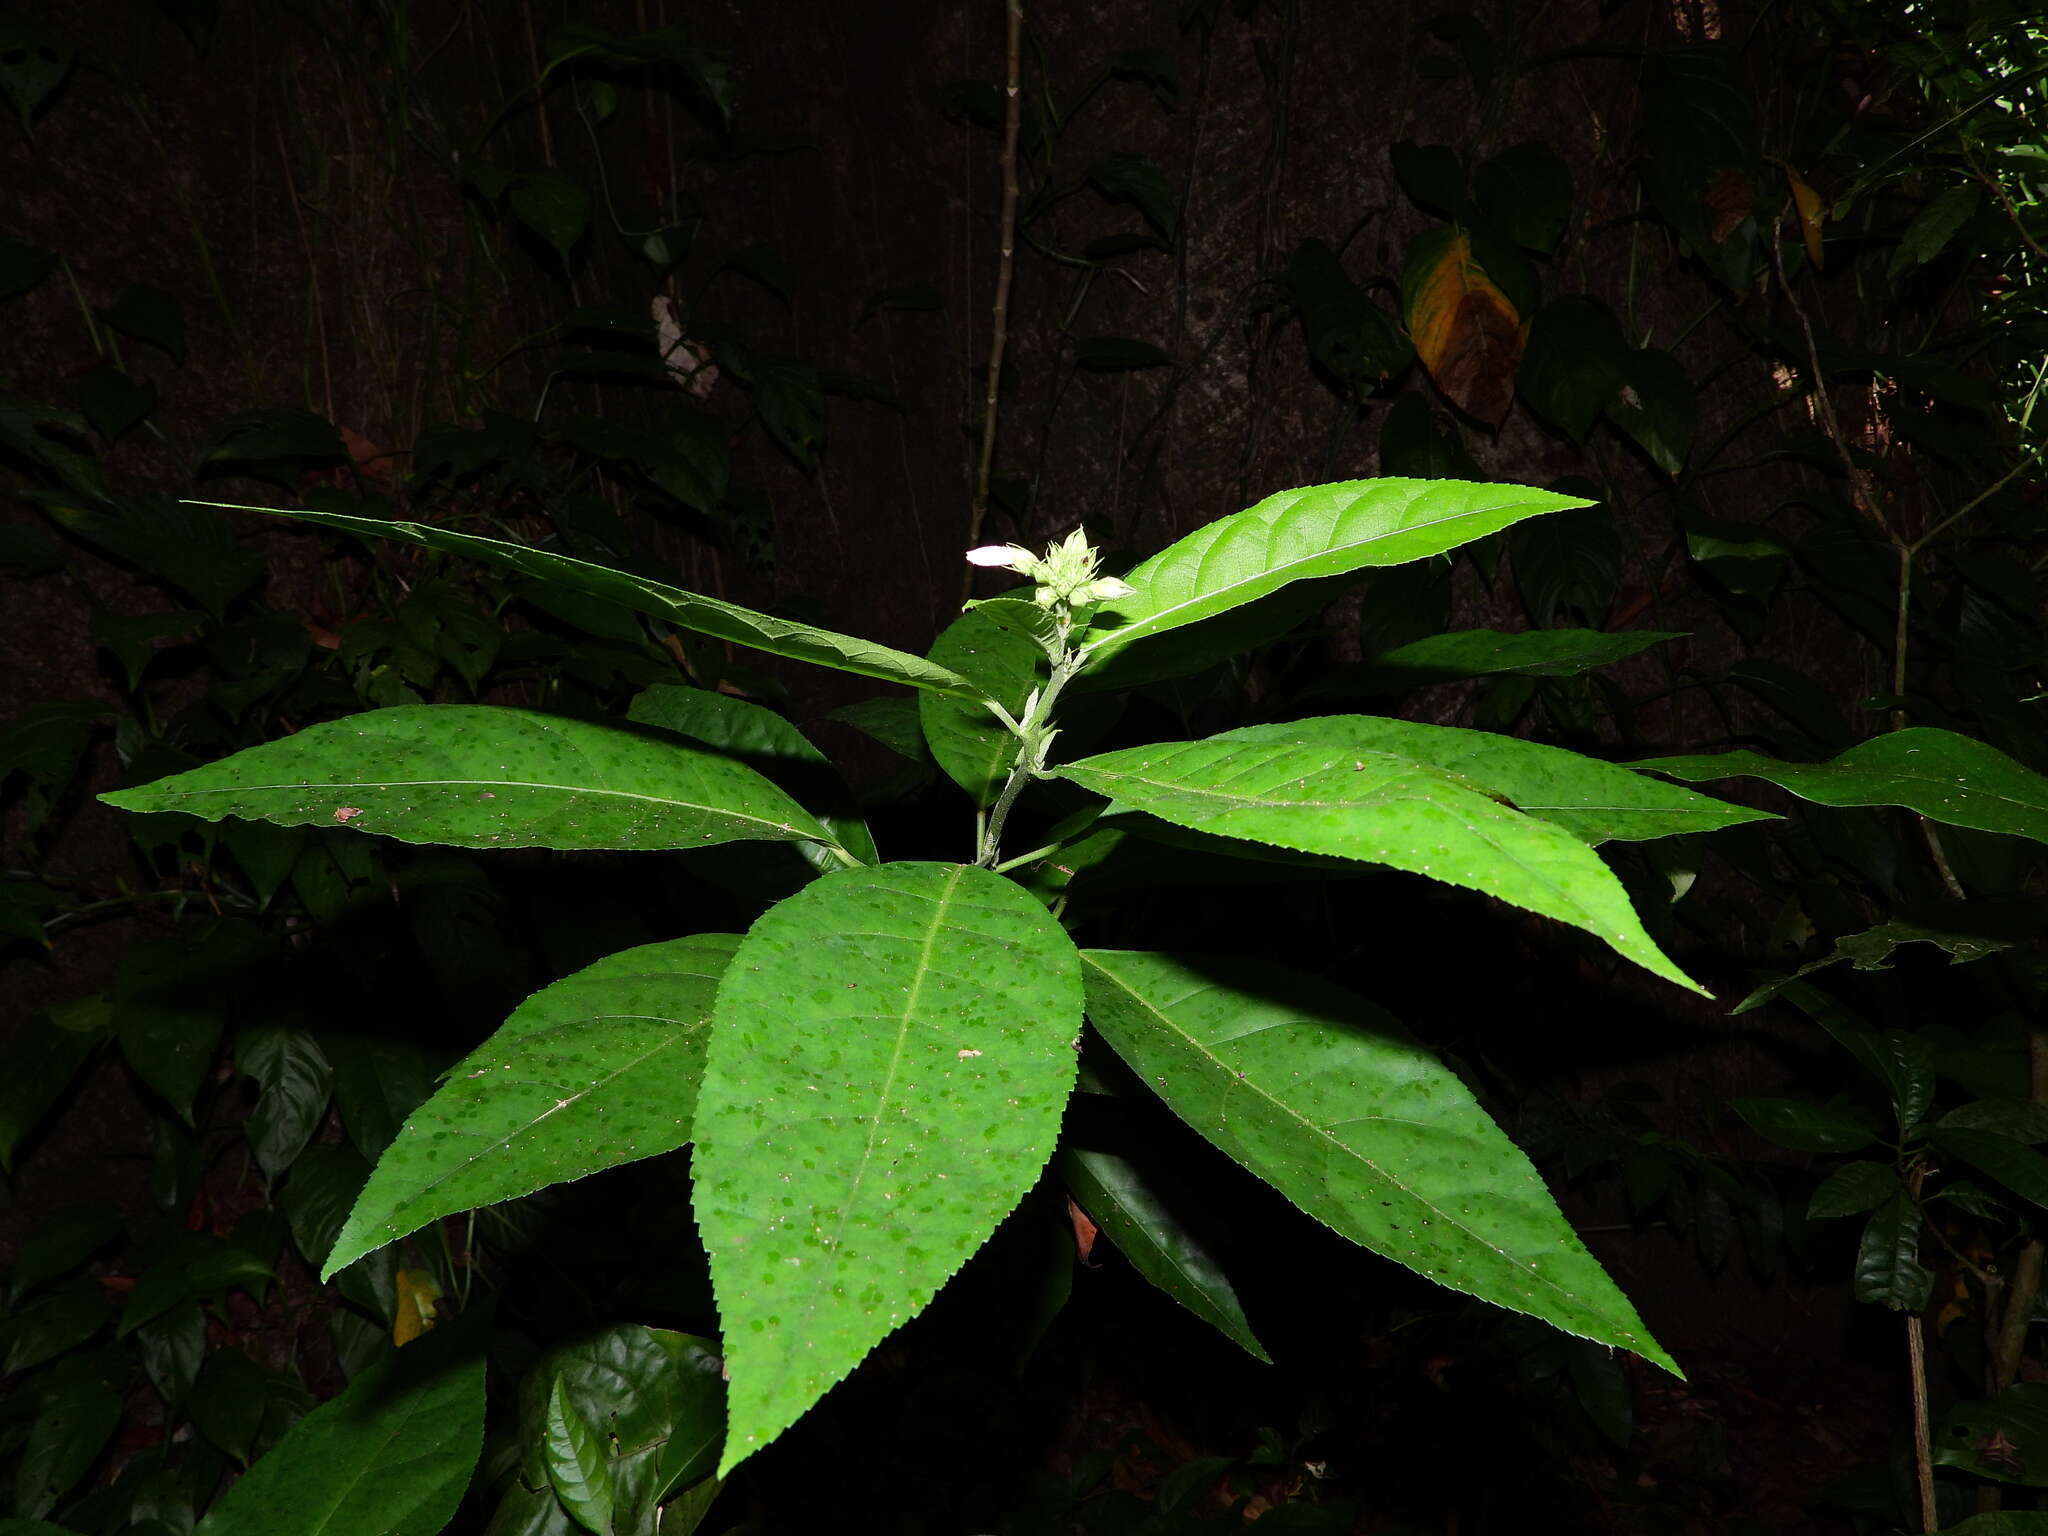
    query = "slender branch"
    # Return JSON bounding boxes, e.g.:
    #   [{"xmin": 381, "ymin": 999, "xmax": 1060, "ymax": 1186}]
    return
[
  {"xmin": 1907, "ymin": 1160, "xmax": 1938, "ymax": 1535},
  {"xmin": 962, "ymin": 0, "xmax": 1025, "ymax": 604}
]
